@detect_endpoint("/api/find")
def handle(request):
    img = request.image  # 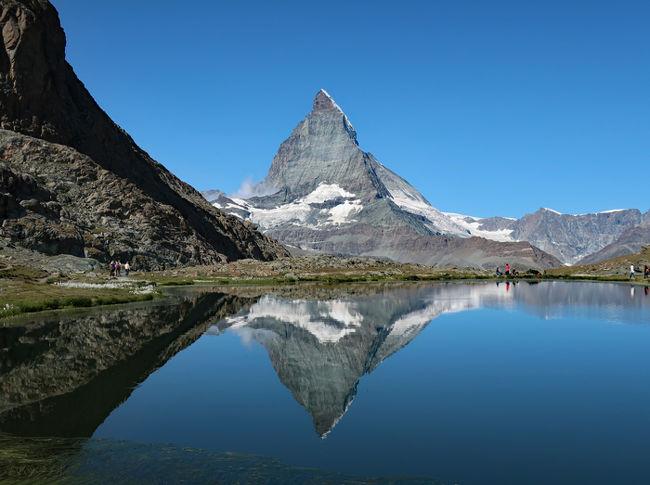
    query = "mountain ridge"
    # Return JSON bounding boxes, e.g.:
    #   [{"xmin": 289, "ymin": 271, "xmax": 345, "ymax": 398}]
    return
[
  {"xmin": 205, "ymin": 89, "xmax": 647, "ymax": 267},
  {"xmin": 0, "ymin": 0, "xmax": 288, "ymax": 267},
  {"xmin": 206, "ymin": 89, "xmax": 564, "ymax": 270}
]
